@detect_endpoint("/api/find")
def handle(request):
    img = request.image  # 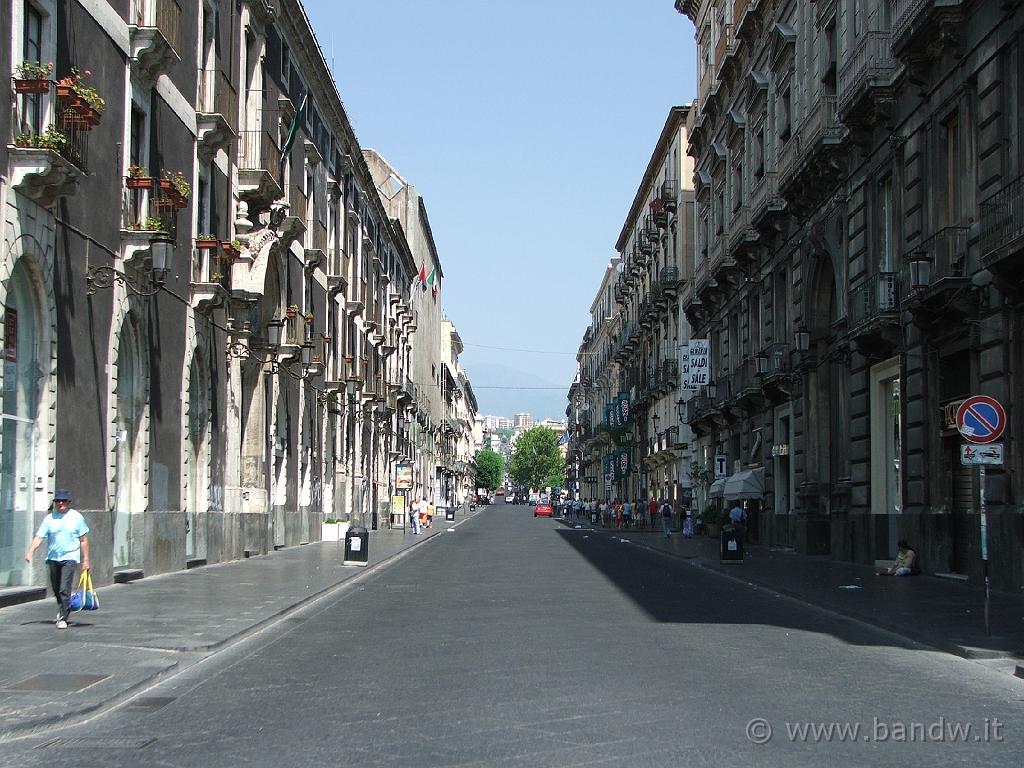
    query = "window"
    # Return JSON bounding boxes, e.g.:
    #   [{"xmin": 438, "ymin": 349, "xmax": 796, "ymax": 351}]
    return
[
  {"xmin": 753, "ymin": 126, "xmax": 765, "ymax": 178},
  {"xmin": 21, "ymin": 1, "xmax": 44, "ymax": 136},
  {"xmin": 822, "ymin": 22, "xmax": 837, "ymax": 93},
  {"xmin": 281, "ymin": 41, "xmax": 290, "ymax": 83},
  {"xmin": 732, "ymin": 160, "xmax": 743, "ymax": 211},
  {"xmin": 715, "ymin": 189, "xmax": 724, "ymax": 234},
  {"xmin": 778, "ymin": 87, "xmax": 792, "ymax": 142},
  {"xmin": 942, "ymin": 113, "xmax": 962, "ymax": 226},
  {"xmin": 879, "ymin": 176, "xmax": 894, "ymax": 271}
]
